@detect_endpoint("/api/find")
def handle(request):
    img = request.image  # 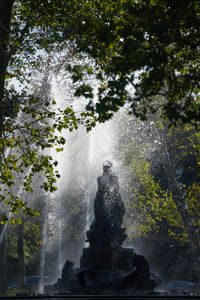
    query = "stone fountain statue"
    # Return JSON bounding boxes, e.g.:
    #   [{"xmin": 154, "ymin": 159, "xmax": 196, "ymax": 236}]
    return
[
  {"xmin": 86, "ymin": 160, "xmax": 126, "ymax": 247},
  {"xmin": 52, "ymin": 161, "xmax": 157, "ymax": 294}
]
